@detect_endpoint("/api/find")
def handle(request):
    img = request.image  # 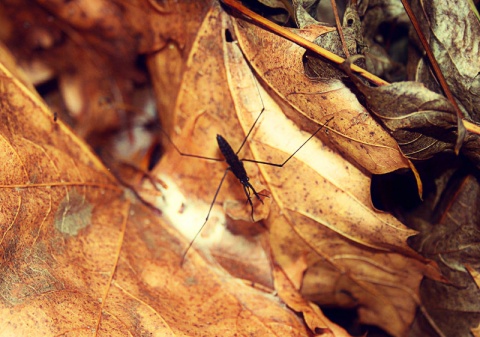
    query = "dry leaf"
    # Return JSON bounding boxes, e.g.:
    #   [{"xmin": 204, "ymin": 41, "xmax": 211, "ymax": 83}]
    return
[
  {"xmin": 340, "ymin": 64, "xmax": 458, "ymax": 160},
  {"xmin": 340, "ymin": 57, "xmax": 480, "ymax": 173},
  {"xmin": 408, "ymin": 174, "xmax": 480, "ymax": 337},
  {"xmin": 3, "ymin": 0, "xmax": 472, "ymax": 336},
  {"xmin": 0, "ymin": 29, "xmax": 311, "ymax": 336},
  {"xmin": 0, "ymin": 57, "xmax": 126, "ymax": 334},
  {"xmin": 232, "ymin": 18, "xmax": 411, "ymax": 175},
  {"xmin": 106, "ymin": 202, "xmax": 311, "ymax": 337},
  {"xmin": 409, "ymin": 0, "xmax": 480, "ymax": 120},
  {"xmin": 141, "ymin": 3, "xmax": 446, "ymax": 337},
  {"xmin": 274, "ymin": 264, "xmax": 351, "ymax": 336}
]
